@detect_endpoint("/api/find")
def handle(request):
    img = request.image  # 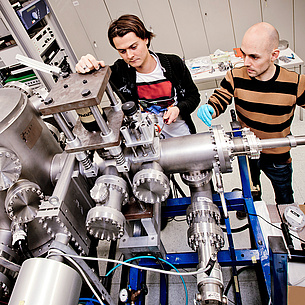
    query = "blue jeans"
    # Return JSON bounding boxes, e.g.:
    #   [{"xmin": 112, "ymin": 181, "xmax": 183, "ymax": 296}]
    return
[{"xmin": 248, "ymin": 157, "xmax": 294, "ymax": 204}]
